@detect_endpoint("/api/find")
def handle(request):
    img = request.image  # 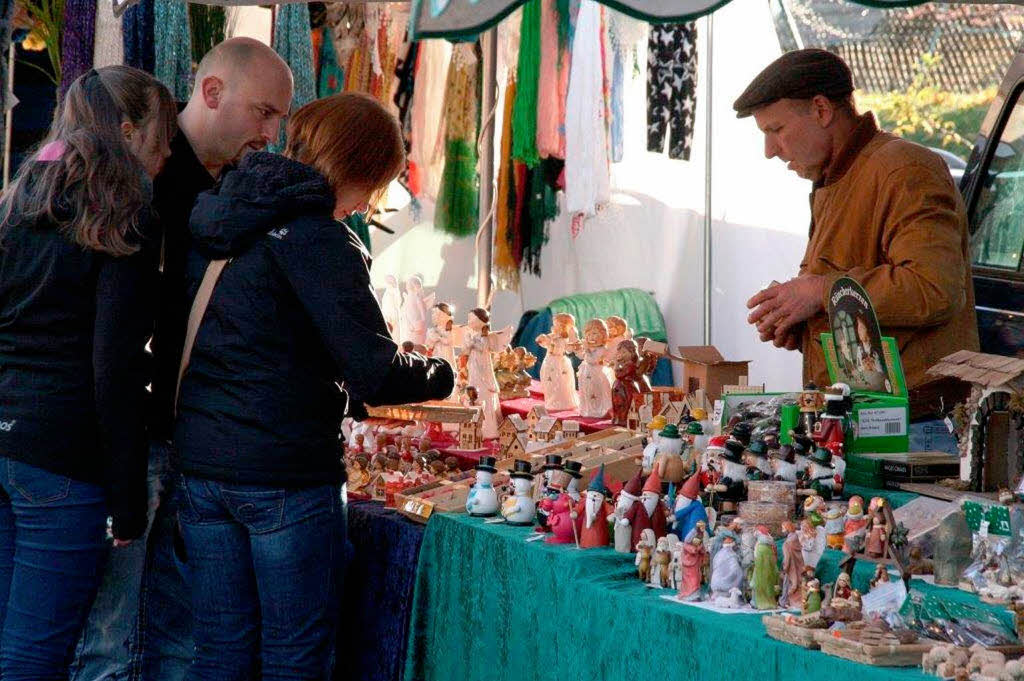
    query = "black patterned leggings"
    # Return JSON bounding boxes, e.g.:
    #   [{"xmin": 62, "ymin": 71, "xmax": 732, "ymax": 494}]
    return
[{"xmin": 647, "ymin": 22, "xmax": 698, "ymax": 161}]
